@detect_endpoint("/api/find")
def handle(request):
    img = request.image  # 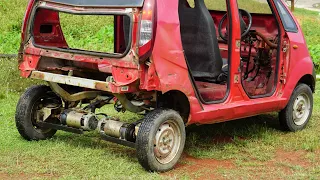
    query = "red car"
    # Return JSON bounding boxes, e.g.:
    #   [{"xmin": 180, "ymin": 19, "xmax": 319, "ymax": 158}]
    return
[{"xmin": 16, "ymin": 0, "xmax": 316, "ymax": 172}]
